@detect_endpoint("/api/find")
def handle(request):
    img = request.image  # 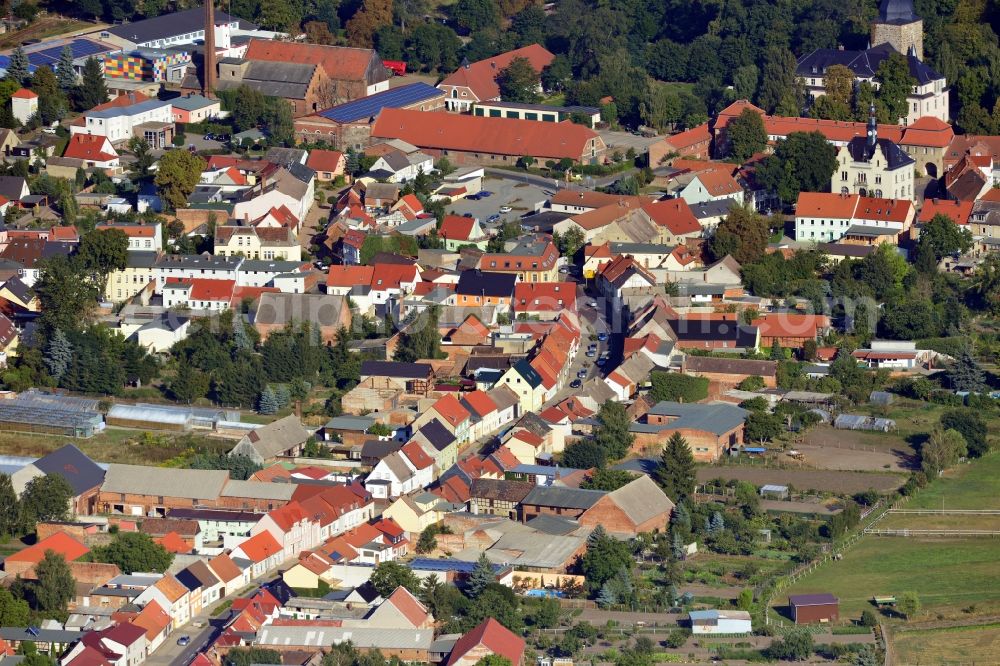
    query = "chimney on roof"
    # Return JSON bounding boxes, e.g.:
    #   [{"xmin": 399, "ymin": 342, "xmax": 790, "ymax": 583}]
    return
[{"xmin": 203, "ymin": 0, "xmax": 217, "ymax": 99}]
